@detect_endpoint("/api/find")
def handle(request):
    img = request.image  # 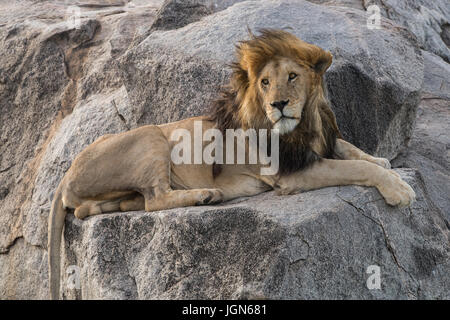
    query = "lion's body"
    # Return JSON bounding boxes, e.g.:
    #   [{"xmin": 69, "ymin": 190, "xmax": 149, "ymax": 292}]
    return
[
  {"xmin": 48, "ymin": 30, "xmax": 416, "ymax": 299},
  {"xmin": 59, "ymin": 117, "xmax": 273, "ymax": 213}
]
